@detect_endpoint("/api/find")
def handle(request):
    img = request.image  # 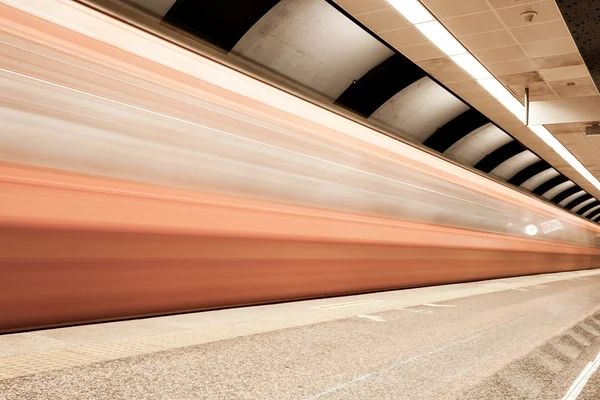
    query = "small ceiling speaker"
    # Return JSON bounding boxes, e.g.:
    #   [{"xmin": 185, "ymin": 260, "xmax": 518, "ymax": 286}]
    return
[{"xmin": 521, "ymin": 11, "xmax": 537, "ymax": 23}]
